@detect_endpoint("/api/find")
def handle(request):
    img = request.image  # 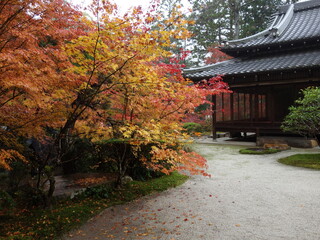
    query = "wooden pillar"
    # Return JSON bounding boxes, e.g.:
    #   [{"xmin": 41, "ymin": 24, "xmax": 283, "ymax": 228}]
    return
[
  {"xmin": 259, "ymin": 95, "xmax": 262, "ymax": 118},
  {"xmin": 212, "ymin": 95, "xmax": 217, "ymax": 140},
  {"xmin": 243, "ymin": 93, "xmax": 246, "ymax": 119},
  {"xmin": 222, "ymin": 93, "xmax": 225, "ymax": 121},
  {"xmin": 255, "ymin": 93, "xmax": 259, "ymax": 121},
  {"xmin": 237, "ymin": 93, "xmax": 240, "ymax": 120},
  {"xmin": 250, "ymin": 93, "xmax": 253, "ymax": 122},
  {"xmin": 271, "ymin": 95, "xmax": 275, "ymax": 122},
  {"xmin": 230, "ymin": 93, "xmax": 234, "ymax": 122}
]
